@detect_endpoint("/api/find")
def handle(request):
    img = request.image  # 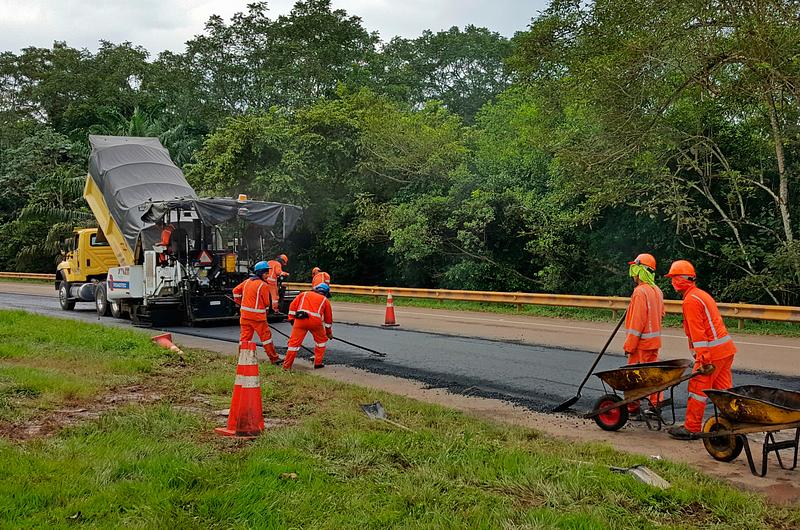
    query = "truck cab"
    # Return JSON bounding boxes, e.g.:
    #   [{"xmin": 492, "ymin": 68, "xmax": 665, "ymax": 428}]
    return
[{"xmin": 55, "ymin": 228, "xmax": 119, "ymax": 310}]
